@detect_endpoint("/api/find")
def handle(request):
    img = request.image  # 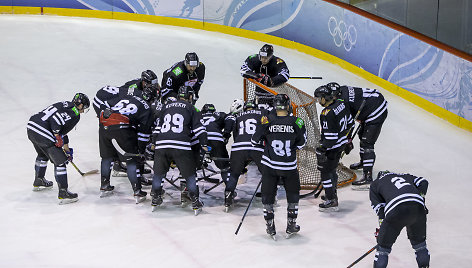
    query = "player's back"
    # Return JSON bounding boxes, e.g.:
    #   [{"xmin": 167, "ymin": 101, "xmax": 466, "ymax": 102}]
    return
[
  {"xmin": 339, "ymin": 86, "xmax": 387, "ymax": 122},
  {"xmin": 231, "ymin": 109, "xmax": 265, "ymax": 151}
]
